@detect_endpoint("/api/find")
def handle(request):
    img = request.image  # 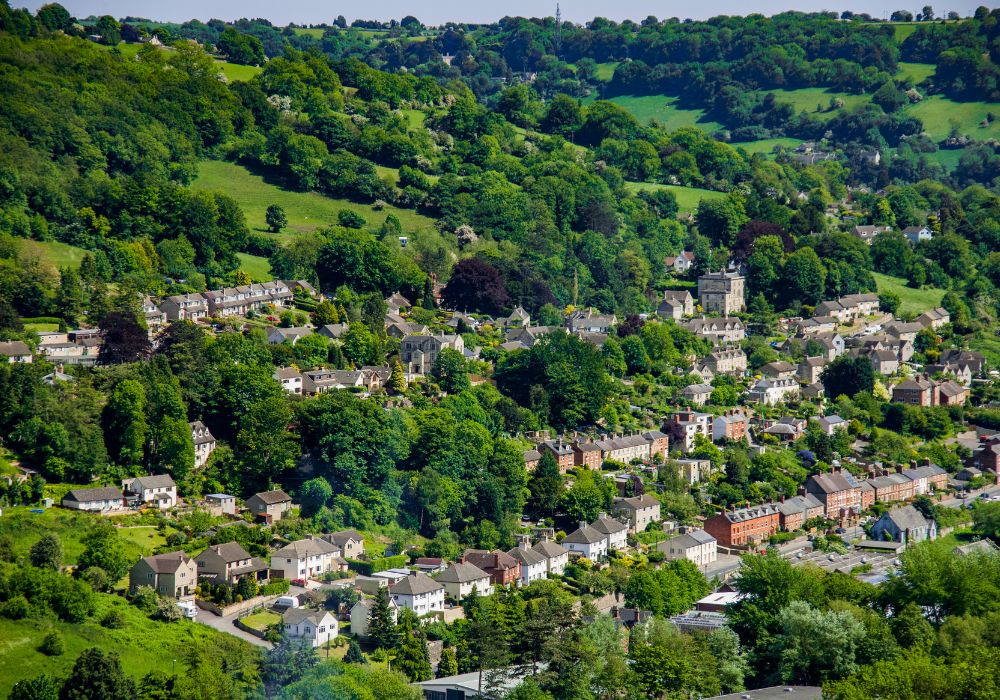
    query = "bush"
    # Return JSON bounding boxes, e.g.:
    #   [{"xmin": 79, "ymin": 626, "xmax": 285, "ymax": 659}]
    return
[
  {"xmin": 154, "ymin": 597, "xmax": 182, "ymax": 622},
  {"xmin": 101, "ymin": 608, "xmax": 127, "ymax": 629},
  {"xmin": 260, "ymin": 580, "xmax": 291, "ymax": 596},
  {"xmin": 131, "ymin": 585, "xmax": 159, "ymax": 613},
  {"xmin": 0, "ymin": 595, "xmax": 30, "ymax": 620},
  {"xmin": 79, "ymin": 566, "xmax": 109, "ymax": 592},
  {"xmin": 346, "ymin": 554, "xmax": 407, "ymax": 576},
  {"xmin": 39, "ymin": 631, "xmax": 64, "ymax": 656}
]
